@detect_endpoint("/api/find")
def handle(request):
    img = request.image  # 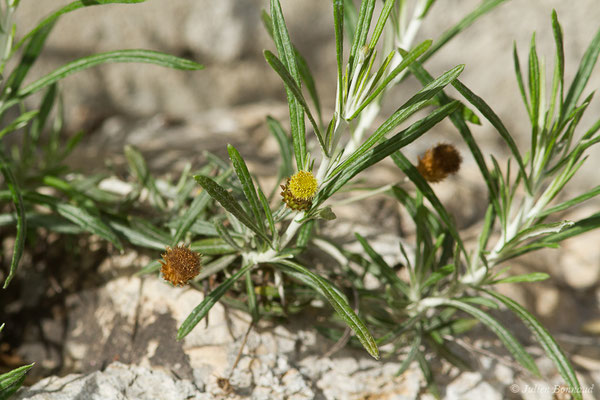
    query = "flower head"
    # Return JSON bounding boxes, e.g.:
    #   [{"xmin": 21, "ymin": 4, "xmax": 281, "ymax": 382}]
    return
[
  {"xmin": 416, "ymin": 143, "xmax": 462, "ymax": 183},
  {"xmin": 280, "ymin": 170, "xmax": 318, "ymax": 211},
  {"xmin": 160, "ymin": 244, "xmax": 201, "ymax": 286}
]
